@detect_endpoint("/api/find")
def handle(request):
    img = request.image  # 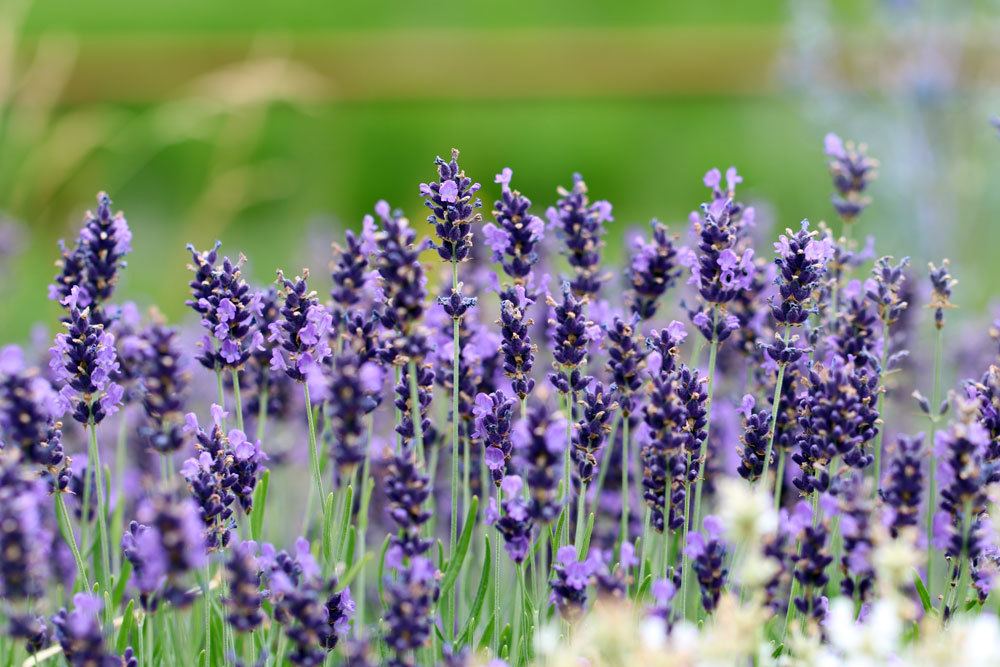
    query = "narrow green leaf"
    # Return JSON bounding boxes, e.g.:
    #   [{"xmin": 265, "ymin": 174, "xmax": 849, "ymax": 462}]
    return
[
  {"xmin": 250, "ymin": 469, "xmax": 270, "ymax": 542},
  {"xmin": 376, "ymin": 534, "xmax": 392, "ymax": 607},
  {"xmin": 112, "ymin": 559, "xmax": 132, "ymax": 609},
  {"xmin": 580, "ymin": 511, "xmax": 595, "ymax": 556},
  {"xmin": 321, "ymin": 492, "xmax": 336, "ymax": 566},
  {"xmin": 636, "ymin": 573, "xmax": 652, "ymax": 600},
  {"xmin": 116, "ymin": 600, "xmax": 135, "ymax": 654},
  {"xmin": 458, "ymin": 536, "xmax": 491, "ymax": 645},
  {"xmin": 343, "ymin": 525, "xmax": 357, "ymax": 570},
  {"xmin": 341, "ymin": 553, "xmax": 372, "ymax": 588},
  {"xmin": 498, "ymin": 623, "xmax": 513, "ymax": 659},
  {"xmin": 336, "ymin": 484, "xmax": 354, "ymax": 560},
  {"xmin": 440, "ymin": 496, "xmax": 478, "ymax": 597},
  {"xmin": 913, "ymin": 568, "xmax": 933, "ymax": 613},
  {"xmin": 478, "ymin": 612, "xmax": 496, "ymax": 651}
]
